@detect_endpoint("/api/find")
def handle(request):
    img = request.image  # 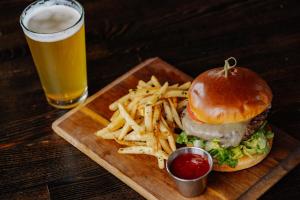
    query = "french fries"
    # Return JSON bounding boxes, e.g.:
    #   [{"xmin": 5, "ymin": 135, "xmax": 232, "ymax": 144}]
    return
[
  {"xmin": 95, "ymin": 76, "xmax": 190, "ymax": 169},
  {"xmin": 118, "ymin": 103, "xmax": 144, "ymax": 135},
  {"xmin": 109, "ymin": 93, "xmax": 131, "ymax": 111},
  {"xmin": 124, "ymin": 130, "xmax": 150, "ymax": 141}
]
